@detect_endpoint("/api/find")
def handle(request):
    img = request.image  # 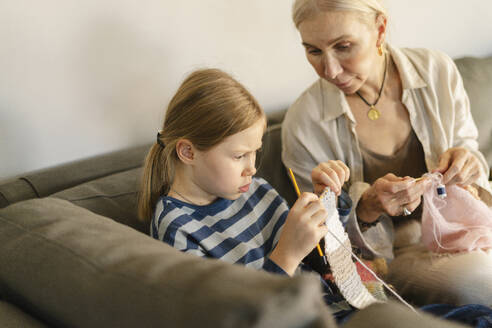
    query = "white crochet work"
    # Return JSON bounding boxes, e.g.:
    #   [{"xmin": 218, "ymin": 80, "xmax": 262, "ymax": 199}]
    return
[
  {"xmin": 320, "ymin": 187, "xmax": 378, "ymax": 309},
  {"xmin": 320, "ymin": 187, "xmax": 418, "ymax": 313}
]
